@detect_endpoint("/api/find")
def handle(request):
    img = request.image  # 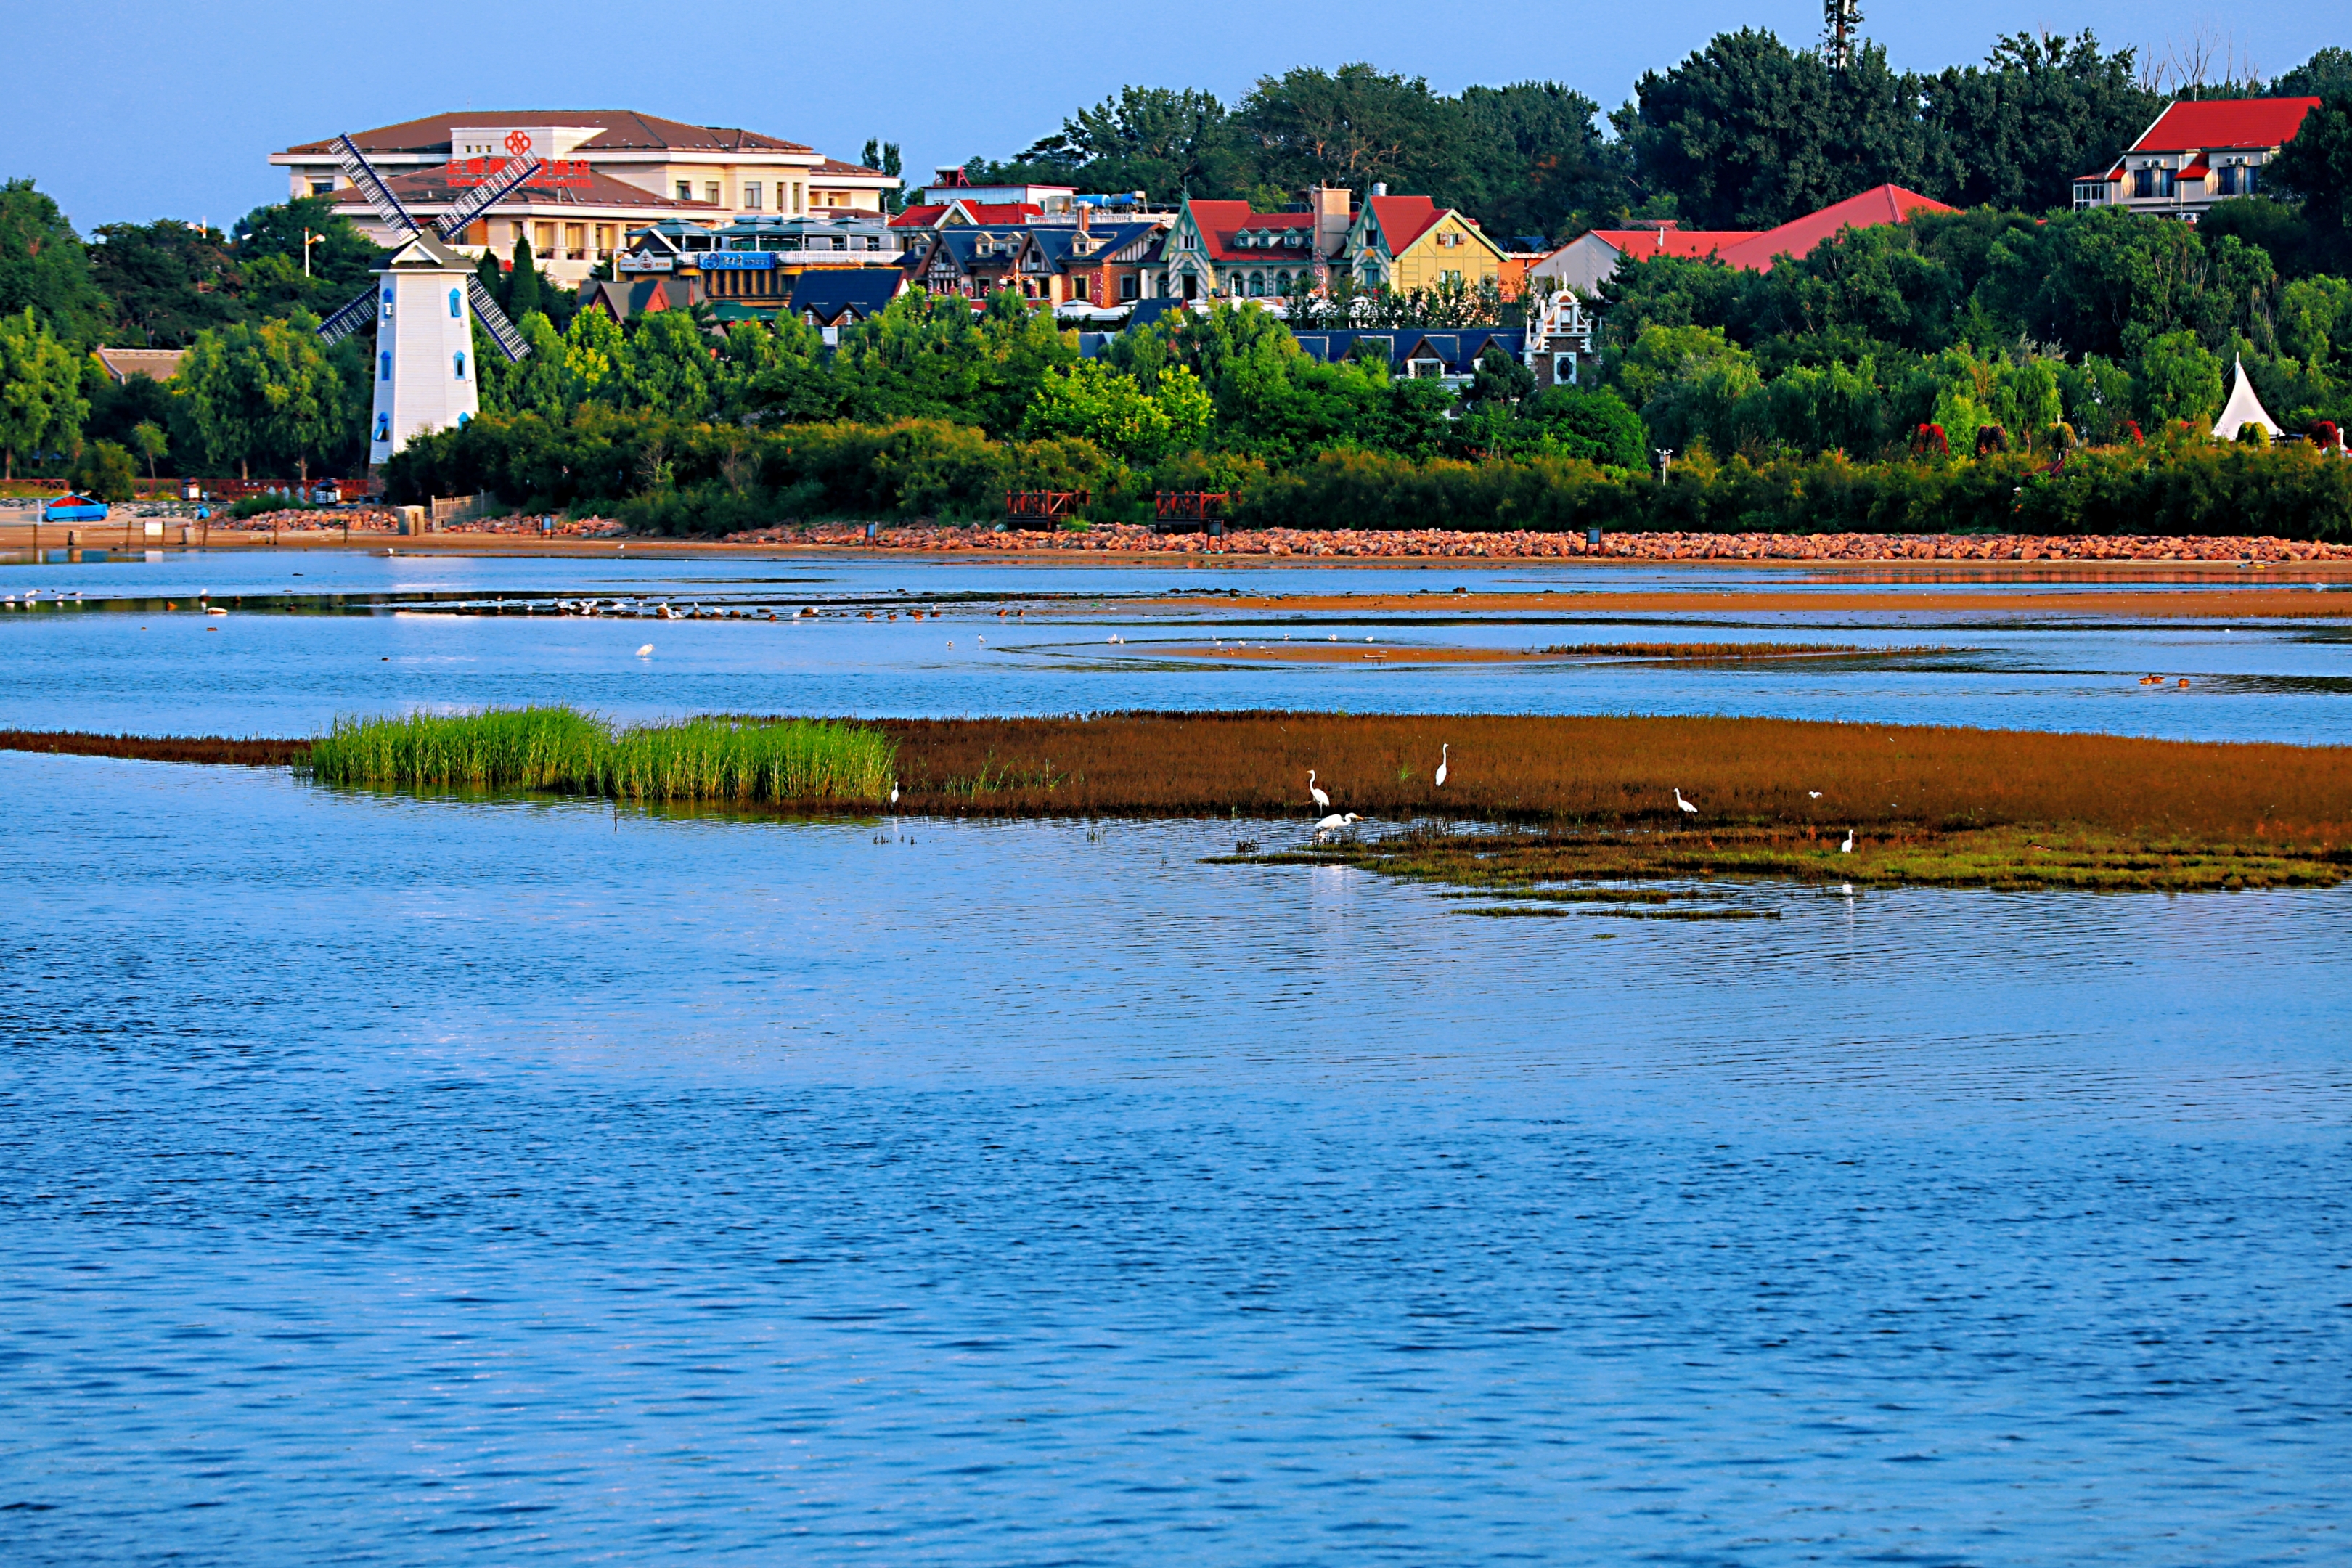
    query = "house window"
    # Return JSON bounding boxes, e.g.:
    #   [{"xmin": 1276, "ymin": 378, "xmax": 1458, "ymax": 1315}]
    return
[
  {"xmin": 1248, "ymin": 271, "xmax": 1265, "ymax": 295},
  {"xmin": 677, "ymin": 181, "xmax": 693, "ymax": 201},
  {"xmin": 2133, "ymin": 167, "xmax": 2154, "ymax": 198},
  {"xmin": 2244, "ymin": 165, "xmax": 2260, "ymax": 195},
  {"xmin": 595, "ymin": 224, "xmax": 615, "ymax": 256},
  {"xmin": 453, "ymin": 351, "xmax": 467, "ymax": 380},
  {"xmin": 1410, "ymin": 359, "xmax": 1441, "ymax": 378},
  {"xmin": 564, "ymin": 223, "xmax": 585, "ymax": 256},
  {"xmin": 1442, "ymin": 269, "xmax": 1463, "ymax": 285},
  {"xmin": 704, "ymin": 183, "xmax": 721, "ymax": 205},
  {"xmin": 310, "ymin": 179, "xmax": 335, "ymax": 196},
  {"xmin": 534, "ymin": 222, "xmax": 555, "ymax": 254},
  {"xmin": 831, "ymin": 236, "xmax": 847, "ymax": 251},
  {"xmin": 1553, "ymin": 353, "xmax": 1577, "ymax": 385},
  {"xmin": 793, "ymin": 182, "xmax": 804, "ymax": 212},
  {"xmin": 865, "ymin": 236, "xmax": 881, "ymax": 251},
  {"xmin": 448, "ymin": 287, "xmax": 462, "ymax": 317},
  {"xmin": 1119, "ymin": 274, "xmax": 1138, "ymax": 301},
  {"xmin": 744, "ymin": 182, "xmax": 764, "ymax": 211}
]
